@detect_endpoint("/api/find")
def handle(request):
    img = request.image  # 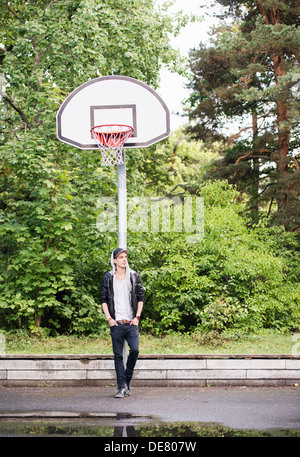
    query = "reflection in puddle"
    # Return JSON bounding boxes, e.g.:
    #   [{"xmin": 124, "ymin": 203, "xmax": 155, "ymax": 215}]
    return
[{"xmin": 0, "ymin": 413, "xmax": 299, "ymax": 437}]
